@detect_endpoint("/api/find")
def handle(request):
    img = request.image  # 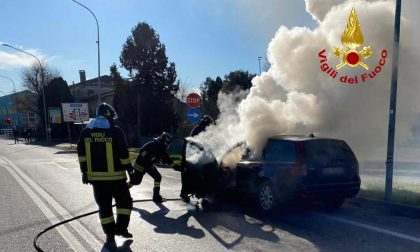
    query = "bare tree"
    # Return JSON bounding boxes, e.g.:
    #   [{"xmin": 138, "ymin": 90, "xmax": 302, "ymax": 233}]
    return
[
  {"xmin": 21, "ymin": 62, "xmax": 60, "ymax": 94},
  {"xmin": 176, "ymin": 79, "xmax": 193, "ymax": 102},
  {"xmin": 15, "ymin": 92, "xmax": 38, "ymax": 115}
]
